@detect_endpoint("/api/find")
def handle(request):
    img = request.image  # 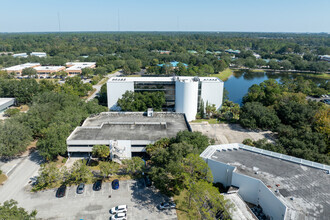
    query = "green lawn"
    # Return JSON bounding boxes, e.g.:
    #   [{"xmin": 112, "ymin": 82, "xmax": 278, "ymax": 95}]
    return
[
  {"xmin": 173, "ymin": 190, "xmax": 190, "ymax": 220},
  {"xmin": 209, "ymin": 68, "xmax": 233, "ymax": 81},
  {"xmin": 125, "ymin": 74, "xmax": 142, "ymax": 77},
  {"xmin": 191, "ymin": 118, "xmax": 219, "ymax": 124}
]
